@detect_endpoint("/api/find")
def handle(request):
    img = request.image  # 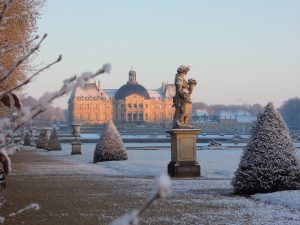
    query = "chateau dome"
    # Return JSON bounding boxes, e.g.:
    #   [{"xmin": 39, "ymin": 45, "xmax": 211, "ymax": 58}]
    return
[
  {"xmin": 114, "ymin": 69, "xmax": 150, "ymax": 100},
  {"xmin": 114, "ymin": 83, "xmax": 150, "ymax": 100}
]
